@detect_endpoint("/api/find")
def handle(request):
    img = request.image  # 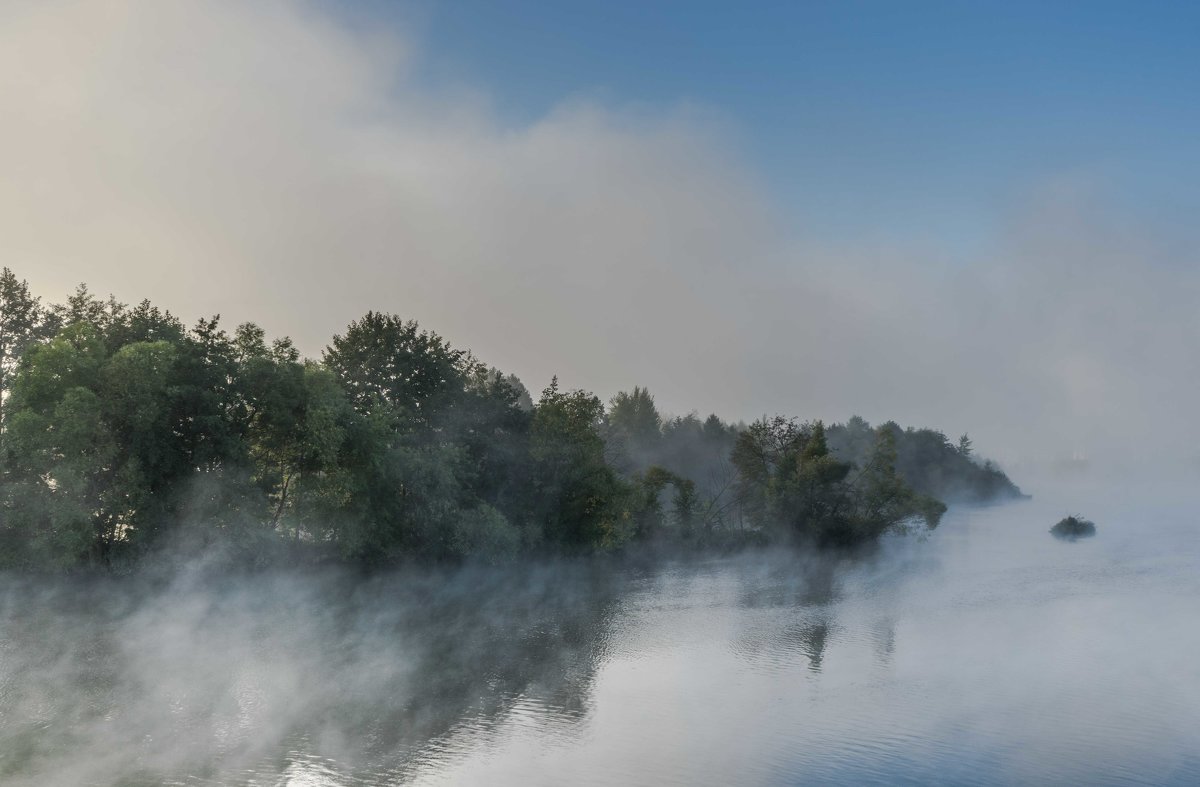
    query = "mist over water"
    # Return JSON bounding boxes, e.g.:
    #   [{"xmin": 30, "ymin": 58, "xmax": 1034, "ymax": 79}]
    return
[
  {"xmin": 4, "ymin": 3, "xmax": 1200, "ymax": 785},
  {"xmin": 3, "ymin": 472, "xmax": 1199, "ymax": 786}
]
